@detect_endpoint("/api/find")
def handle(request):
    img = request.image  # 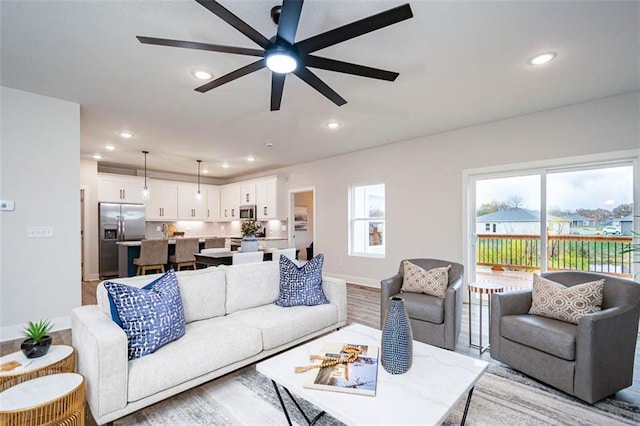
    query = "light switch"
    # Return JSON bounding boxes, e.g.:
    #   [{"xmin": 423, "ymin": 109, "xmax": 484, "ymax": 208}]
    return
[
  {"xmin": 28, "ymin": 226, "xmax": 54, "ymax": 238},
  {"xmin": 0, "ymin": 200, "xmax": 15, "ymax": 211}
]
